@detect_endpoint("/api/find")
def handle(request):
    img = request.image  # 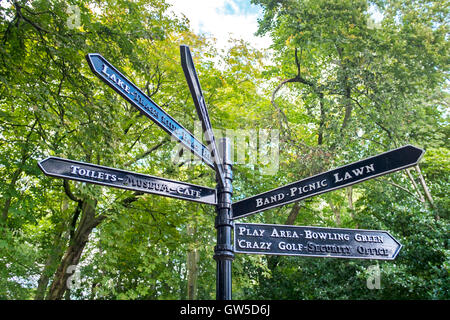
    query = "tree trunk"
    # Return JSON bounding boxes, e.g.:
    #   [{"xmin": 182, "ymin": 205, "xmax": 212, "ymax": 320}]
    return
[
  {"xmin": 267, "ymin": 203, "xmax": 303, "ymax": 275},
  {"xmin": 347, "ymin": 186, "xmax": 353, "ymax": 211},
  {"xmin": 35, "ymin": 255, "xmax": 55, "ymax": 300},
  {"xmin": 414, "ymin": 165, "xmax": 437, "ymax": 219},
  {"xmin": 285, "ymin": 202, "xmax": 301, "ymax": 225},
  {"xmin": 35, "ymin": 230, "xmax": 66, "ymax": 299},
  {"xmin": 328, "ymin": 199, "xmax": 341, "ymax": 226},
  {"xmin": 1, "ymin": 168, "xmax": 23, "ymax": 223},
  {"xmin": 346, "ymin": 186, "xmax": 358, "ymax": 228},
  {"xmin": 47, "ymin": 199, "xmax": 103, "ymax": 300},
  {"xmin": 186, "ymin": 223, "xmax": 199, "ymax": 300},
  {"xmin": 405, "ymin": 169, "xmax": 425, "ymax": 202},
  {"xmin": 35, "ymin": 199, "xmax": 70, "ymax": 300},
  {"xmin": 186, "ymin": 248, "xmax": 199, "ymax": 299}
]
